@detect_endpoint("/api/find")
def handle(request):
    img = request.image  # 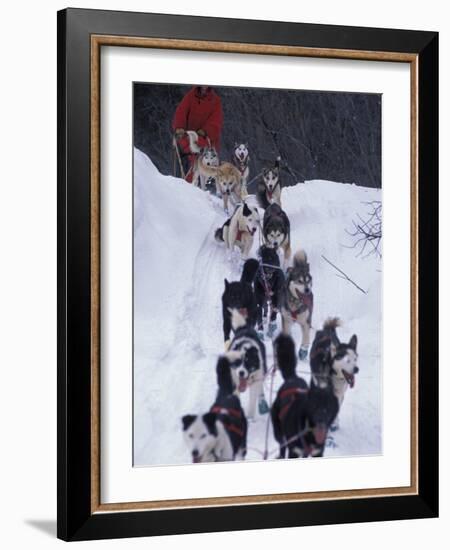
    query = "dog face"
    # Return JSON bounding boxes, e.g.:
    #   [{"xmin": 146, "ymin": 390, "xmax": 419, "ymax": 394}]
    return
[
  {"xmin": 218, "ymin": 176, "xmax": 237, "ymax": 196},
  {"xmin": 241, "ymin": 203, "xmax": 259, "ymax": 236},
  {"xmin": 332, "ymin": 335, "xmax": 359, "ymax": 387},
  {"xmin": 265, "ymin": 221, "xmax": 286, "ymax": 249},
  {"xmin": 287, "ymin": 265, "xmax": 313, "ymax": 299},
  {"xmin": 229, "ymin": 345, "xmax": 261, "ymax": 393},
  {"xmin": 201, "ymin": 147, "xmax": 219, "ymax": 167},
  {"xmin": 233, "ymin": 143, "xmax": 249, "ymax": 162},
  {"xmin": 182, "ymin": 413, "xmax": 218, "ymax": 463},
  {"xmin": 263, "ymin": 167, "xmax": 279, "ymax": 193}
]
